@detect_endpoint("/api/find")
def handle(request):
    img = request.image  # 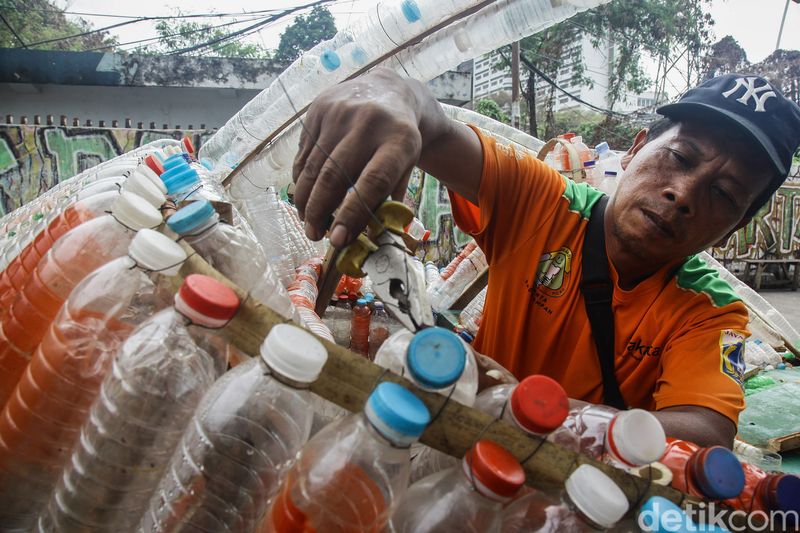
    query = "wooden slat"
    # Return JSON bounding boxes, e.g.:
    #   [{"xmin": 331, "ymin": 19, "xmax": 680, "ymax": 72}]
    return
[{"xmin": 450, "ymin": 267, "xmax": 488, "ymax": 311}]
